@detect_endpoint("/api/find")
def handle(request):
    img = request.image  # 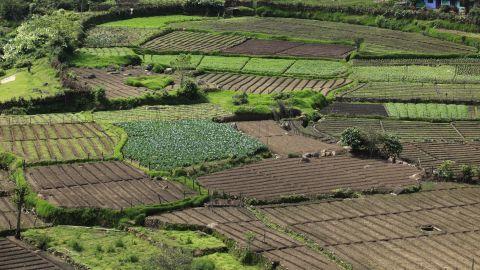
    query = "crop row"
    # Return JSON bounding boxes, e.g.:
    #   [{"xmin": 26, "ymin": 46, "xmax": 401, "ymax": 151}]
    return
[{"xmin": 352, "ymin": 58, "xmax": 480, "ymax": 66}]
